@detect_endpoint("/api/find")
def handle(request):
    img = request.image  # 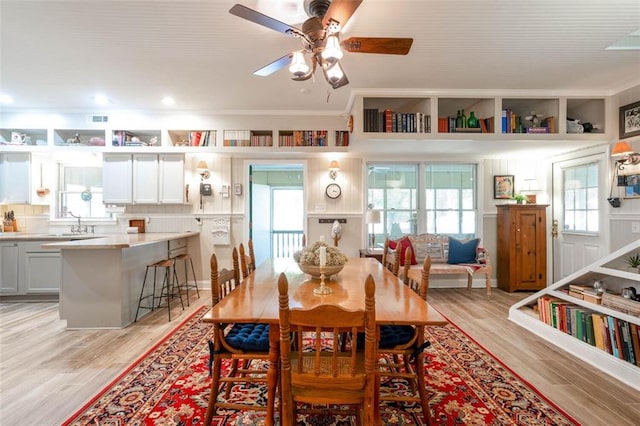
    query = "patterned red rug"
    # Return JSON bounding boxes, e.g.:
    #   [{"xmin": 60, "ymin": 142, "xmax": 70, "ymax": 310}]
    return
[{"xmin": 63, "ymin": 307, "xmax": 580, "ymax": 425}]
